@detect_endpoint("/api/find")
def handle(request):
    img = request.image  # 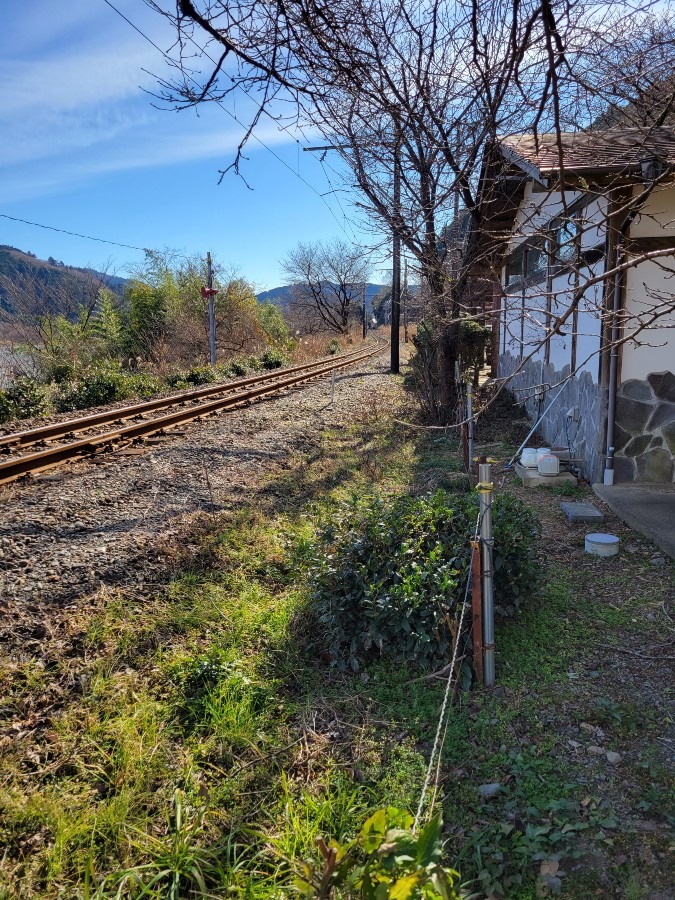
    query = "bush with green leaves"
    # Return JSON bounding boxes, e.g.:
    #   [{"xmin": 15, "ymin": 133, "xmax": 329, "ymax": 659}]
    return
[
  {"xmin": 325, "ymin": 338, "xmax": 341, "ymax": 356},
  {"xmin": 184, "ymin": 365, "xmax": 216, "ymax": 386},
  {"xmin": 260, "ymin": 347, "xmax": 290, "ymax": 370},
  {"xmin": 5, "ymin": 377, "xmax": 52, "ymax": 419},
  {"xmin": 309, "ymin": 490, "xmax": 540, "ymax": 672},
  {"xmin": 55, "ymin": 368, "xmax": 163, "ymax": 412},
  {"xmin": 458, "ymin": 317, "xmax": 490, "ymax": 377},
  {"xmin": 228, "ymin": 358, "xmax": 250, "ymax": 377},
  {"xmin": 0, "ymin": 390, "xmax": 14, "ymax": 423},
  {"xmin": 294, "ymin": 807, "xmax": 461, "ymax": 899}
]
